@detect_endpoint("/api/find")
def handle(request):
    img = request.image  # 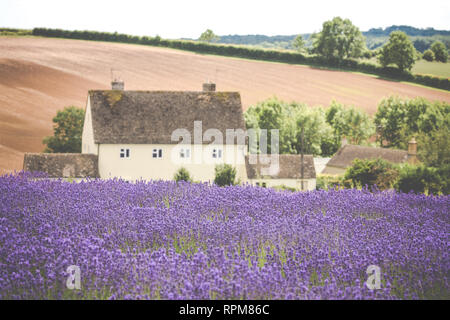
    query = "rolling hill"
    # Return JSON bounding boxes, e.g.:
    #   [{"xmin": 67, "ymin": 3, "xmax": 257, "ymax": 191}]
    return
[{"xmin": 0, "ymin": 37, "xmax": 449, "ymax": 174}]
